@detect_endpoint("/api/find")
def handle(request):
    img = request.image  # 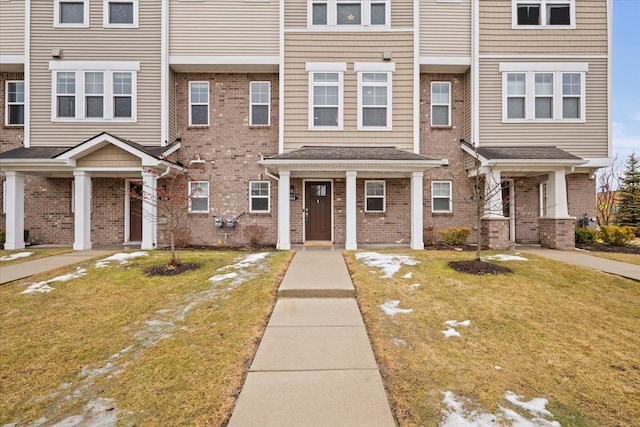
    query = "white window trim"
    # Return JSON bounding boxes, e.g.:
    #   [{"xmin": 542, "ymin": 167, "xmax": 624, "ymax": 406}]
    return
[
  {"xmin": 5, "ymin": 80, "xmax": 24, "ymax": 127},
  {"xmin": 250, "ymin": 81, "xmax": 271, "ymax": 127},
  {"xmin": 189, "ymin": 181, "xmax": 210, "ymax": 213},
  {"xmin": 54, "ymin": 0, "xmax": 90, "ymax": 28},
  {"xmin": 306, "ymin": 63, "xmax": 345, "ymax": 131},
  {"xmin": 432, "ymin": 181, "xmax": 452, "ymax": 213},
  {"xmin": 364, "ymin": 180, "xmax": 386, "ymax": 213},
  {"xmin": 249, "ymin": 181, "xmax": 271, "ymax": 213},
  {"xmin": 103, "ymin": 0, "xmax": 139, "ymax": 29},
  {"xmin": 512, "ymin": 0, "xmax": 576, "ymax": 30},
  {"xmin": 307, "ymin": 0, "xmax": 390, "ymax": 29},
  {"xmin": 189, "ymin": 81, "xmax": 210, "ymax": 127},
  {"xmin": 431, "ymin": 81, "xmax": 451, "ymax": 127},
  {"xmin": 501, "ymin": 70, "xmax": 586, "ymax": 123},
  {"xmin": 357, "ymin": 69, "xmax": 392, "ymax": 131}
]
